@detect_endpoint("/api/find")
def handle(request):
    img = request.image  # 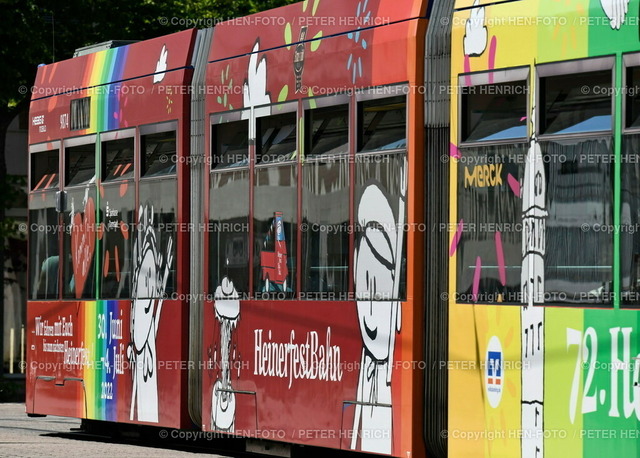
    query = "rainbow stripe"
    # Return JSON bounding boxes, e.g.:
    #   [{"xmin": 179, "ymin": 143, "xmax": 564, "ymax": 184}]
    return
[
  {"xmin": 83, "ymin": 300, "xmax": 122, "ymax": 421},
  {"xmin": 83, "ymin": 46, "xmax": 130, "ymax": 133}
]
